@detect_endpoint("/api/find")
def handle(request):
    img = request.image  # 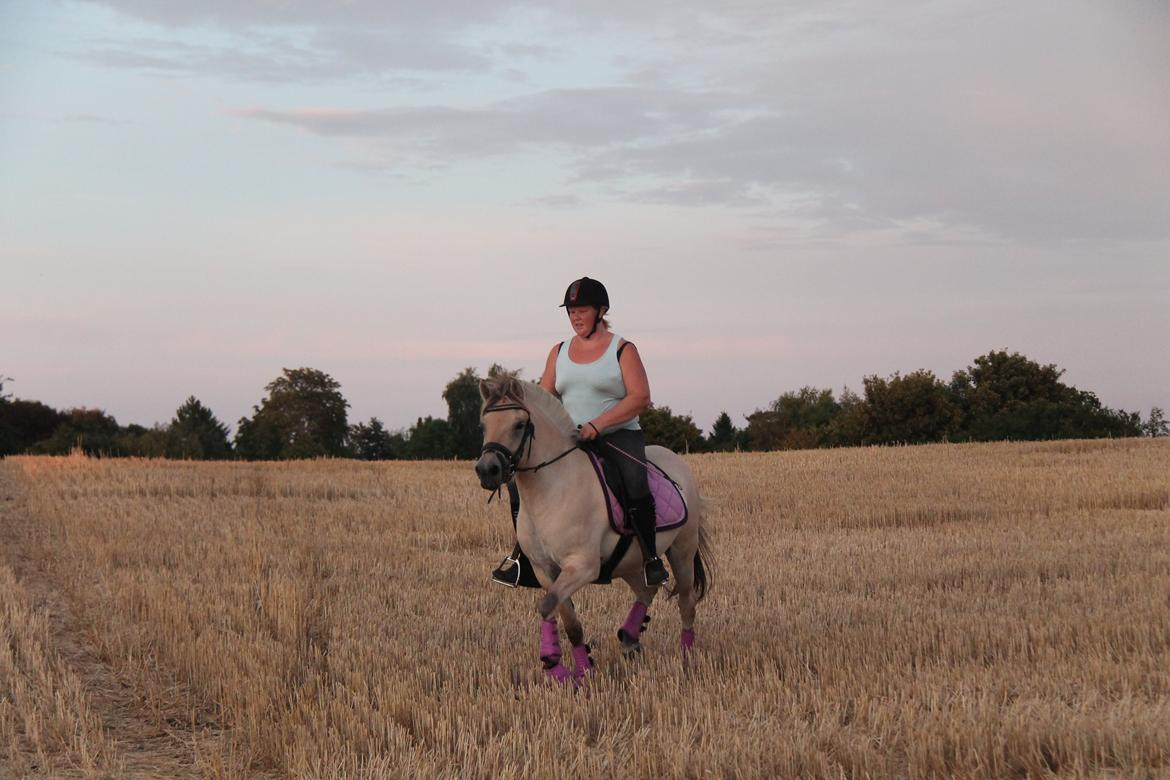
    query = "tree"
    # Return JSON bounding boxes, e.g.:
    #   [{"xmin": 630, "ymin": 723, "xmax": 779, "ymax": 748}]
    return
[
  {"xmin": 824, "ymin": 386, "xmax": 867, "ymax": 447},
  {"xmin": 235, "ymin": 368, "xmax": 349, "ymax": 460},
  {"xmin": 951, "ymin": 350, "xmax": 1141, "ymax": 441},
  {"xmin": 33, "ymin": 408, "xmax": 122, "ymax": 456},
  {"xmin": 405, "ymin": 416, "xmax": 453, "ymax": 459},
  {"xmin": 707, "ymin": 411, "xmax": 740, "ymax": 452},
  {"xmin": 640, "ymin": 405, "xmax": 704, "ymax": 453},
  {"xmin": 167, "ymin": 396, "xmax": 232, "ymax": 459},
  {"xmin": 744, "ymin": 387, "xmax": 841, "ymax": 450},
  {"xmin": 1144, "ymin": 407, "xmax": 1169, "ymax": 438},
  {"xmin": 862, "ymin": 370, "xmax": 960, "ymax": 445},
  {"xmin": 0, "ymin": 398, "xmax": 64, "ymax": 456},
  {"xmin": 347, "ymin": 417, "xmax": 403, "ymax": 460},
  {"xmin": 118, "ymin": 424, "xmax": 171, "ymax": 458},
  {"xmin": 443, "ymin": 367, "xmax": 485, "ymax": 460}
]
